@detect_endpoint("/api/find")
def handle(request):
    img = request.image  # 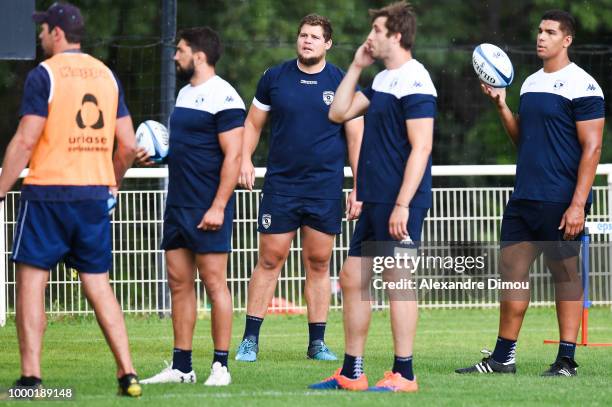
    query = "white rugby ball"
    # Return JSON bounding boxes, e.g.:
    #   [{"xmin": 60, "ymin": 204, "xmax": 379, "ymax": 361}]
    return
[
  {"xmin": 135, "ymin": 120, "xmax": 169, "ymax": 163},
  {"xmin": 472, "ymin": 43, "xmax": 514, "ymax": 88}
]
